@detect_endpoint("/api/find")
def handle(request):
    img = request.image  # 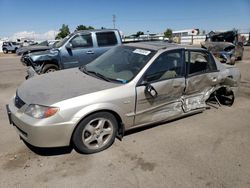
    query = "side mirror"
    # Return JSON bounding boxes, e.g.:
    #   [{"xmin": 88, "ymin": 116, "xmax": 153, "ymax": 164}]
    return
[
  {"xmin": 65, "ymin": 42, "xmax": 73, "ymax": 50},
  {"xmin": 145, "ymin": 84, "xmax": 158, "ymax": 98}
]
